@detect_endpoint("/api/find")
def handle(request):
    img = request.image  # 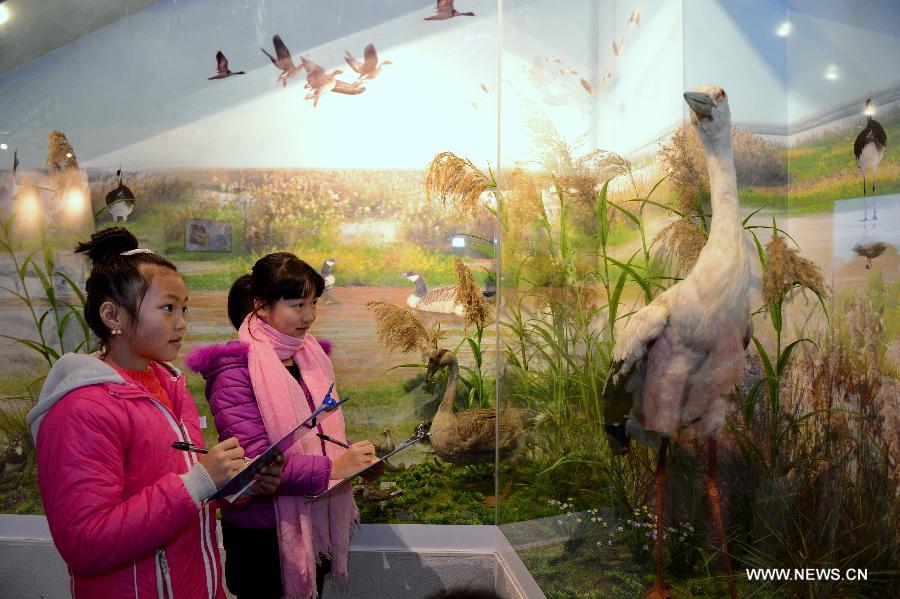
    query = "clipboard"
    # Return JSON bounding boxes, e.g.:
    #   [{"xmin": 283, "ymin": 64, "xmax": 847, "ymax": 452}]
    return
[
  {"xmin": 211, "ymin": 384, "xmax": 349, "ymax": 501},
  {"xmin": 305, "ymin": 423, "xmax": 431, "ymax": 500}
]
